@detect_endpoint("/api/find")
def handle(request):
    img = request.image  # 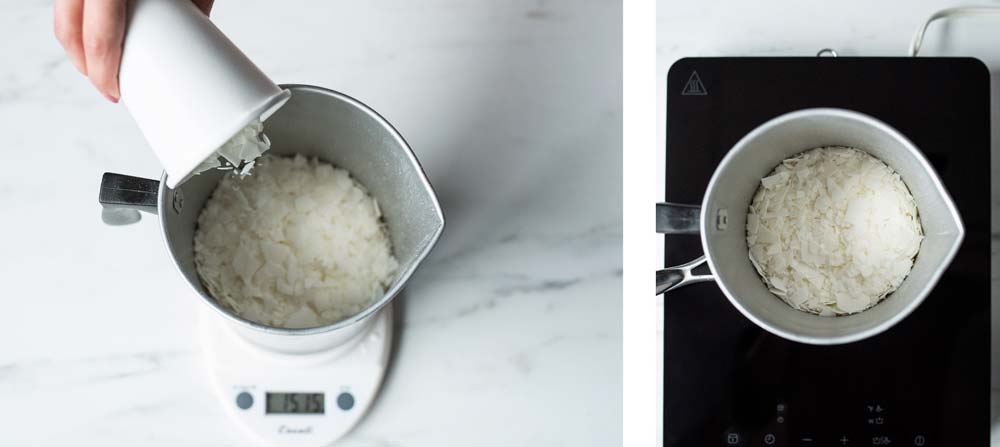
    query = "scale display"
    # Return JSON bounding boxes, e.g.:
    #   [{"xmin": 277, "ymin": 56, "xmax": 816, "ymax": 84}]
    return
[{"xmin": 266, "ymin": 392, "xmax": 325, "ymax": 414}]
